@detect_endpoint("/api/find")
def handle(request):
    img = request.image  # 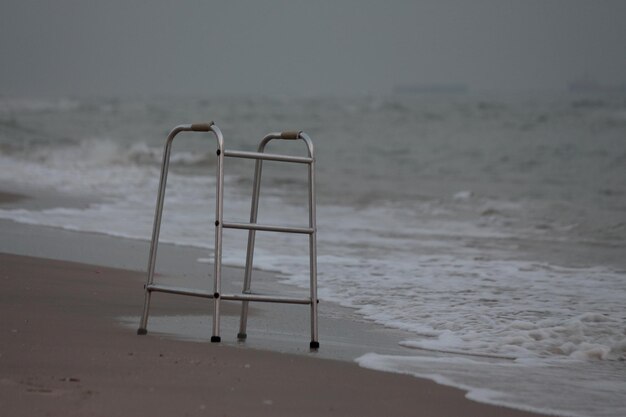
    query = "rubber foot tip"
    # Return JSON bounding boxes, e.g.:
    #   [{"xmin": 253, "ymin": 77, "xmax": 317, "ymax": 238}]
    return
[
  {"xmin": 310, "ymin": 341, "xmax": 320, "ymax": 350},
  {"xmin": 137, "ymin": 328, "xmax": 147, "ymax": 335},
  {"xmin": 237, "ymin": 333, "xmax": 247, "ymax": 340},
  {"xmin": 210, "ymin": 336, "xmax": 221, "ymax": 343}
]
